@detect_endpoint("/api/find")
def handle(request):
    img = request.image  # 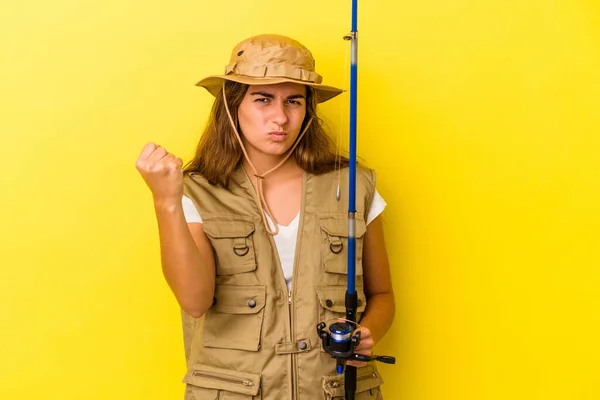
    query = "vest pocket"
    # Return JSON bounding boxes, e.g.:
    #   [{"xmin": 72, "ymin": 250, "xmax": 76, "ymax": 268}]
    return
[
  {"xmin": 316, "ymin": 285, "xmax": 367, "ymax": 327},
  {"xmin": 202, "ymin": 285, "xmax": 266, "ymax": 352},
  {"xmin": 202, "ymin": 218, "xmax": 257, "ymax": 276},
  {"xmin": 319, "ymin": 215, "xmax": 367, "ymax": 276},
  {"xmin": 183, "ymin": 363, "xmax": 262, "ymax": 399},
  {"xmin": 322, "ymin": 366, "xmax": 384, "ymax": 399}
]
